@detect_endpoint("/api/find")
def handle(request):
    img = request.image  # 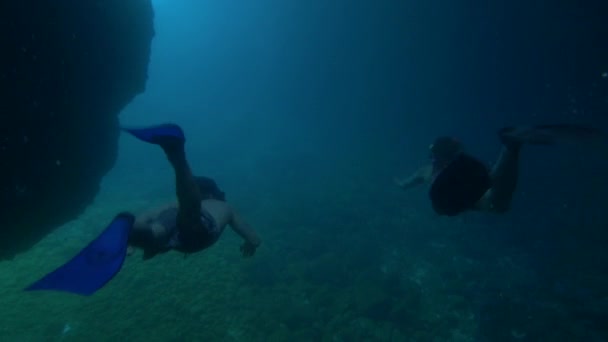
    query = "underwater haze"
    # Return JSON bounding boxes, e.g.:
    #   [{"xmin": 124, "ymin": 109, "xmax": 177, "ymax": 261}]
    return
[{"xmin": 2, "ymin": 0, "xmax": 608, "ymax": 341}]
